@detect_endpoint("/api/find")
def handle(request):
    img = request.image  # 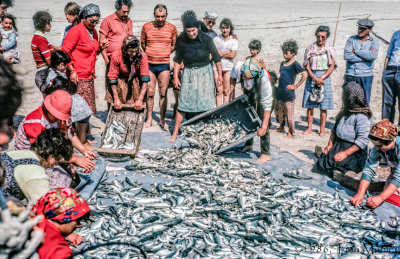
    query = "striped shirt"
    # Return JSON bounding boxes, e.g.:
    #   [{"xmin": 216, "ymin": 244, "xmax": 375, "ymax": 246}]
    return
[
  {"xmin": 31, "ymin": 31, "xmax": 55, "ymax": 69},
  {"xmin": 141, "ymin": 22, "xmax": 178, "ymax": 65}
]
